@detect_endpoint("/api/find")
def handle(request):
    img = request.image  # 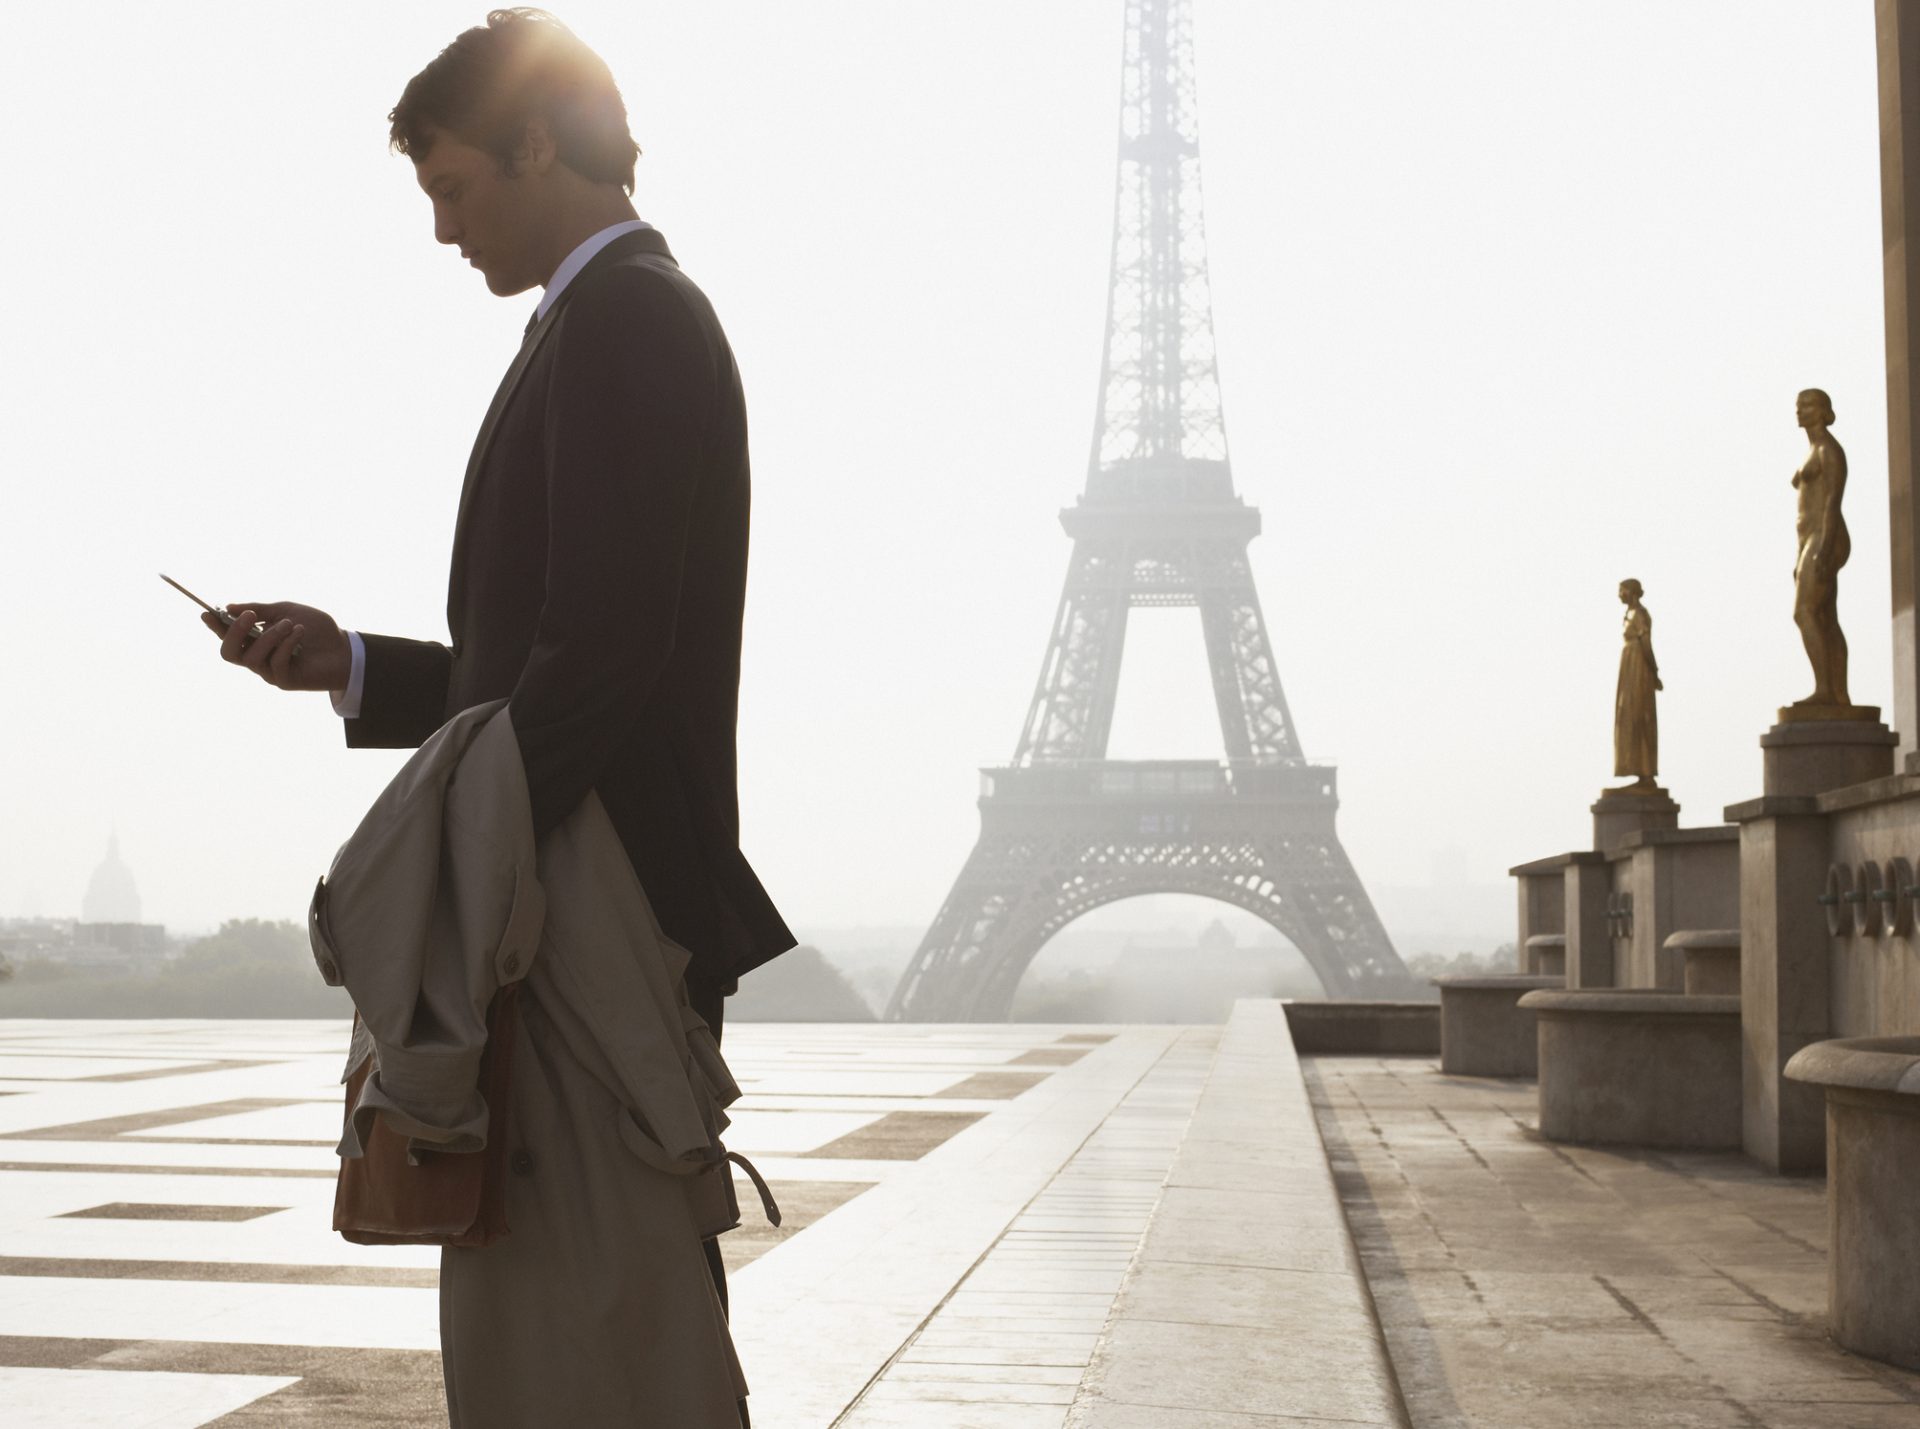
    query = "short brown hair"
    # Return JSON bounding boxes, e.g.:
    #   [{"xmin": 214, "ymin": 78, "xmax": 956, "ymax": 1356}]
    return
[{"xmin": 389, "ymin": 9, "xmax": 640, "ymax": 194}]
